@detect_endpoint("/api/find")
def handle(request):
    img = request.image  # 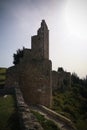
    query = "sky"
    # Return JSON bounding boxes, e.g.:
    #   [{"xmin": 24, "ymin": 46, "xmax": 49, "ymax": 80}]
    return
[{"xmin": 0, "ymin": 0, "xmax": 87, "ymax": 78}]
